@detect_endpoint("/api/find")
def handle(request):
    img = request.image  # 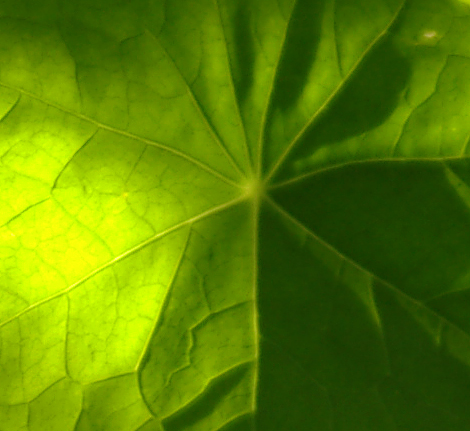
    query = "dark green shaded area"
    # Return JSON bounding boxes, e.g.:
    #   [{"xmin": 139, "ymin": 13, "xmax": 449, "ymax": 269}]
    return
[
  {"xmin": 273, "ymin": 33, "xmax": 410, "ymax": 179},
  {"xmin": 329, "ymin": 387, "xmax": 396, "ymax": 431},
  {"xmin": 216, "ymin": 412, "xmax": 253, "ymax": 431},
  {"xmin": 256, "ymin": 203, "xmax": 389, "ymax": 429},
  {"xmin": 427, "ymin": 288, "xmax": 470, "ymax": 335},
  {"xmin": 376, "ymin": 280, "xmax": 470, "ymax": 430},
  {"xmin": 162, "ymin": 363, "xmax": 251, "ymax": 431},
  {"xmin": 271, "ymin": 160, "xmax": 470, "ymax": 300},
  {"xmin": 268, "ymin": 0, "xmax": 327, "ymax": 112},
  {"xmin": 231, "ymin": 0, "xmax": 256, "ymax": 106},
  {"xmin": 298, "ymin": 39, "xmax": 409, "ymax": 145}
]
